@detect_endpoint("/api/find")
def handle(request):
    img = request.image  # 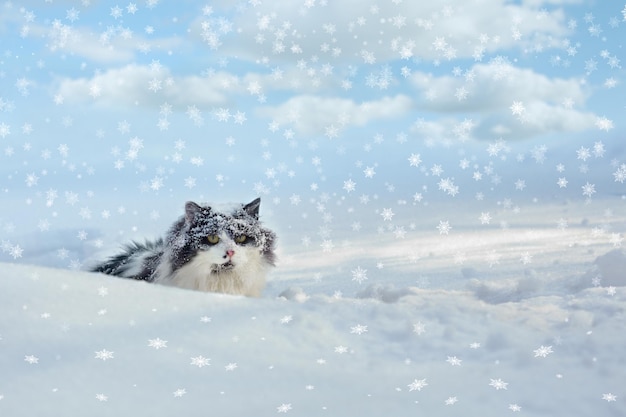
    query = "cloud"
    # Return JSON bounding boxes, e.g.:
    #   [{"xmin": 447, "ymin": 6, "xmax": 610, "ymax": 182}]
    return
[
  {"xmin": 18, "ymin": 15, "xmax": 183, "ymax": 64},
  {"xmin": 54, "ymin": 62, "xmax": 339, "ymax": 110},
  {"xmin": 257, "ymin": 94, "xmax": 413, "ymax": 135},
  {"xmin": 55, "ymin": 64, "xmax": 234, "ymax": 108},
  {"xmin": 202, "ymin": 0, "xmax": 573, "ymax": 64},
  {"xmin": 409, "ymin": 59, "xmax": 598, "ymax": 140}
]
